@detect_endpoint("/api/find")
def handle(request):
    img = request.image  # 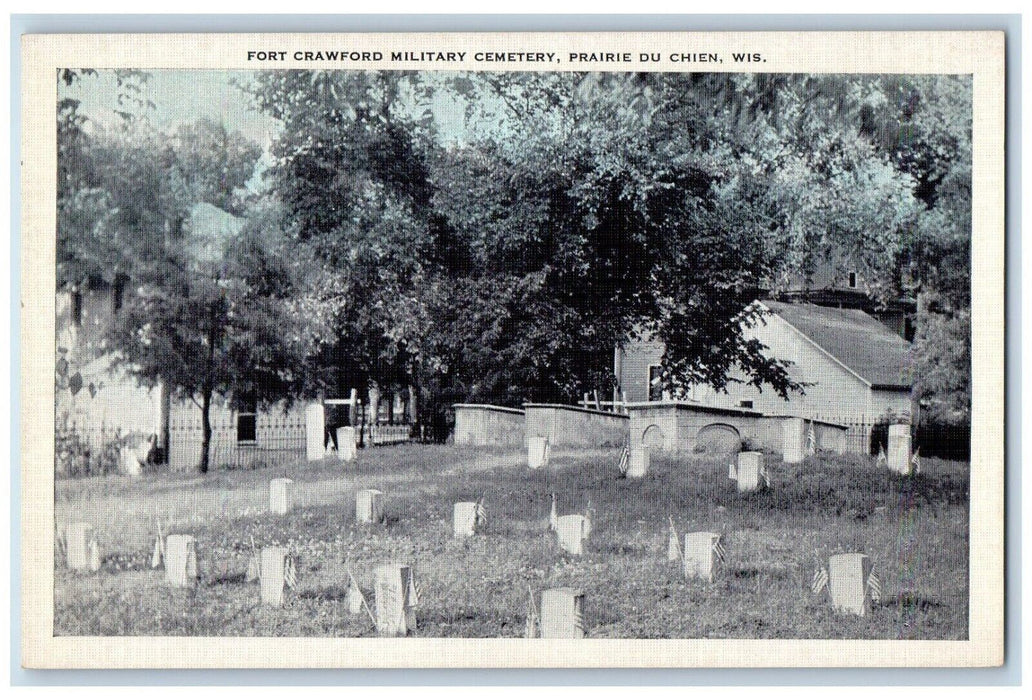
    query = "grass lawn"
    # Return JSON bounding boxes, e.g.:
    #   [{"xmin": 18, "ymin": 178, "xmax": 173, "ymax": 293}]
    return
[{"xmin": 54, "ymin": 444, "xmax": 969, "ymax": 639}]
